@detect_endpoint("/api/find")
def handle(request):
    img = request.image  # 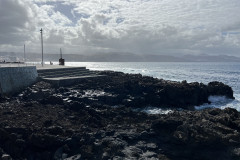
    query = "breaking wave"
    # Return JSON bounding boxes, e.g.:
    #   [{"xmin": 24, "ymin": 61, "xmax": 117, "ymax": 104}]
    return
[
  {"xmin": 133, "ymin": 107, "xmax": 173, "ymax": 115},
  {"xmin": 195, "ymin": 94, "xmax": 240, "ymax": 111},
  {"xmin": 65, "ymin": 62, "xmax": 240, "ymax": 112}
]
